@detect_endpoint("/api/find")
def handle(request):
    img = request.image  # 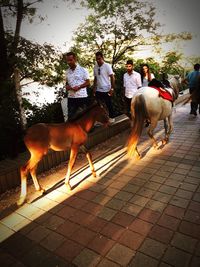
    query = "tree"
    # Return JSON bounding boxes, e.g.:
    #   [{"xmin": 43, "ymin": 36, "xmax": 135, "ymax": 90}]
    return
[
  {"xmin": 161, "ymin": 51, "xmax": 184, "ymax": 76},
  {"xmin": 72, "ymin": 0, "xmax": 160, "ymax": 68},
  {"xmin": 71, "ymin": 0, "xmax": 191, "ymax": 69},
  {"xmin": 0, "ymin": 0, "xmax": 64, "ymax": 159}
]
